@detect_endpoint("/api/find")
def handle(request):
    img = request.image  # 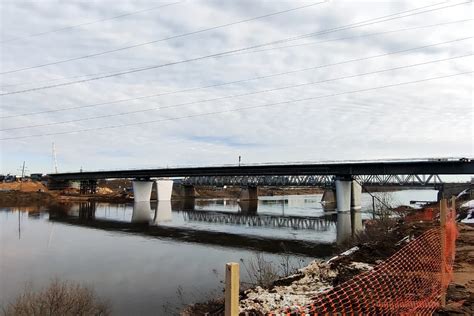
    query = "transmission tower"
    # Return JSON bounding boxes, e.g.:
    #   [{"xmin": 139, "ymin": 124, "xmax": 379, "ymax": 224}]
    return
[{"xmin": 52, "ymin": 142, "xmax": 58, "ymax": 173}]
